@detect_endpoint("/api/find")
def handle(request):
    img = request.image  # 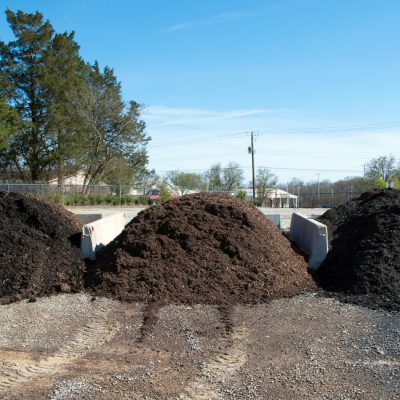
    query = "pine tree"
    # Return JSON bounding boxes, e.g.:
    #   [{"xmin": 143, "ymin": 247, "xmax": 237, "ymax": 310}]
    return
[
  {"xmin": 0, "ymin": 10, "xmax": 86, "ymax": 182},
  {"xmin": 44, "ymin": 31, "xmax": 86, "ymax": 184},
  {"xmin": 0, "ymin": 10, "xmax": 54, "ymax": 181},
  {"xmin": 0, "ymin": 97, "xmax": 19, "ymax": 150}
]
